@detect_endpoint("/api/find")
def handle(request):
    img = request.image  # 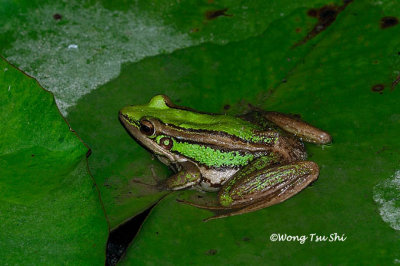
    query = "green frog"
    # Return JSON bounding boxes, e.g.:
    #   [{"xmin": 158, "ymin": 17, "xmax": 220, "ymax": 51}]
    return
[{"xmin": 119, "ymin": 95, "xmax": 331, "ymax": 220}]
